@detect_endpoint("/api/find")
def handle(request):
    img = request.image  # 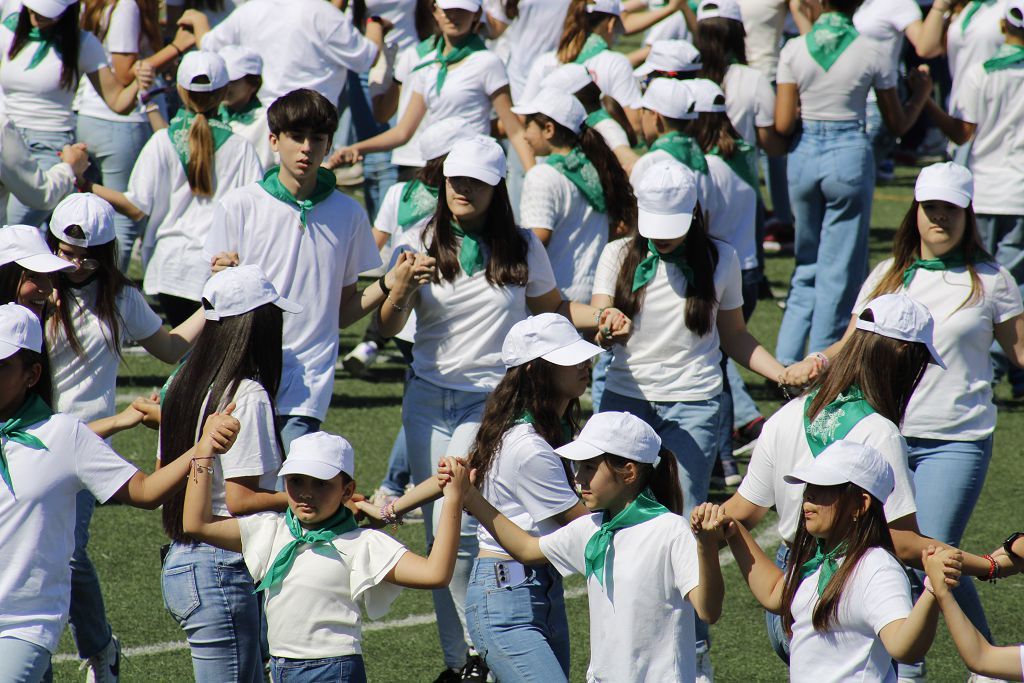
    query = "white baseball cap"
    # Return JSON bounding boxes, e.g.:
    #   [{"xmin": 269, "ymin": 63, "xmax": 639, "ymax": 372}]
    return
[
  {"xmin": 688, "ymin": 78, "xmax": 728, "ymax": 113},
  {"xmin": 502, "ymin": 313, "xmax": 603, "ymax": 368},
  {"xmin": 512, "ymin": 88, "xmax": 587, "ymax": 135},
  {"xmin": 49, "ymin": 193, "xmax": 116, "ymax": 247},
  {"xmin": 0, "ymin": 225, "xmax": 74, "ymax": 273},
  {"xmin": 177, "ymin": 51, "xmax": 229, "ymax": 93},
  {"xmin": 697, "ymin": 0, "xmax": 743, "ymax": 22},
  {"xmin": 784, "ymin": 440, "xmax": 895, "ymax": 504},
  {"xmin": 436, "ymin": 0, "xmax": 482, "ymax": 11},
  {"xmin": 279, "ymin": 432, "xmax": 355, "ymax": 481},
  {"xmin": 419, "ymin": 117, "xmax": 476, "ymax": 162},
  {"xmin": 641, "ymin": 77, "xmax": 698, "ymax": 120},
  {"xmin": 636, "ymin": 159, "xmax": 698, "ymax": 239},
  {"xmin": 556, "ymin": 412, "xmax": 662, "ymax": 465},
  {"xmin": 22, "ymin": 0, "xmax": 75, "ymax": 19},
  {"xmin": 855, "ymin": 293, "xmax": 945, "ymax": 368},
  {"xmin": 635, "ymin": 40, "xmax": 702, "ymax": 77},
  {"xmin": 202, "ymin": 265, "xmax": 302, "ymax": 321},
  {"xmin": 219, "ymin": 45, "xmax": 263, "ymax": 81},
  {"xmin": 914, "ymin": 162, "xmax": 973, "ymax": 209},
  {"xmin": 587, "ymin": 0, "xmax": 622, "ymax": 16},
  {"xmin": 542, "ymin": 63, "xmax": 594, "ymax": 95},
  {"xmin": 1006, "ymin": 0, "xmax": 1024, "ymax": 28},
  {"xmin": 443, "ymin": 135, "xmax": 507, "ymax": 186},
  {"xmin": 0, "ymin": 303, "xmax": 43, "ymax": 360}
]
